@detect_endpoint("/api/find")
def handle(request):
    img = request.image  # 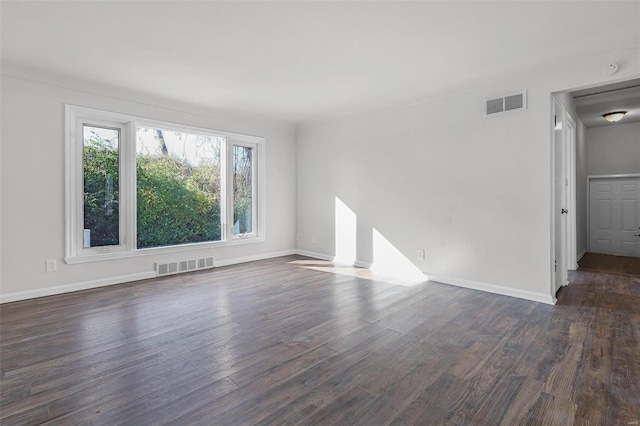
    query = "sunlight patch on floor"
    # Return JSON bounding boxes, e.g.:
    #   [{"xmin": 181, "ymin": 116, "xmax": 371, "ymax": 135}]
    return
[
  {"xmin": 290, "ymin": 260, "xmax": 428, "ymax": 287},
  {"xmin": 291, "ymin": 197, "xmax": 427, "ymax": 287}
]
